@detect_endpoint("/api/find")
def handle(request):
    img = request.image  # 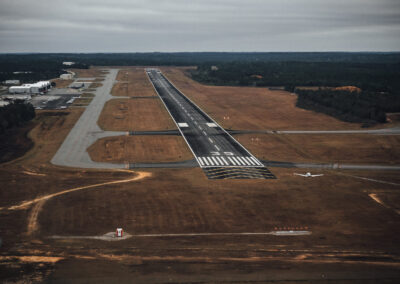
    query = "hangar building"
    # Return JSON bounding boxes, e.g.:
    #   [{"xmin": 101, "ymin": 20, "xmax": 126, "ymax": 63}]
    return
[{"xmin": 9, "ymin": 81, "xmax": 51, "ymax": 94}]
